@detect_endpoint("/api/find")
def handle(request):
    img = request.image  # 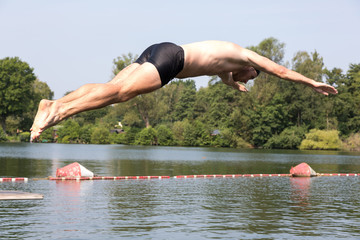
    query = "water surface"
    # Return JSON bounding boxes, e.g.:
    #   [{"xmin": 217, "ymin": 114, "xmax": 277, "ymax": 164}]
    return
[{"xmin": 1, "ymin": 143, "xmax": 360, "ymax": 239}]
